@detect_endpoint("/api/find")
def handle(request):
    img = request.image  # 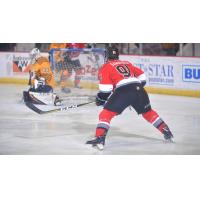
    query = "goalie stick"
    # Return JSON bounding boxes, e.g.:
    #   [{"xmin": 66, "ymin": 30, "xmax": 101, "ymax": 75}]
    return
[
  {"xmin": 25, "ymin": 101, "xmax": 95, "ymax": 114},
  {"xmin": 28, "ymin": 70, "xmax": 32, "ymax": 86}
]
